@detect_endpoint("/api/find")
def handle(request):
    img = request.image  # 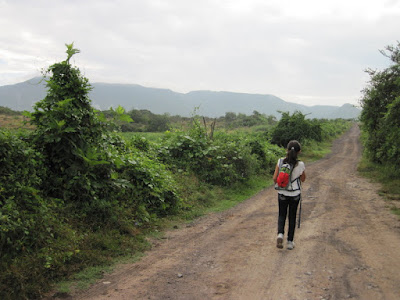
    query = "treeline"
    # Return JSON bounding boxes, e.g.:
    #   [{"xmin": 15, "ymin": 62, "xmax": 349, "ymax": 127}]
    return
[
  {"xmin": 102, "ymin": 108, "xmax": 277, "ymax": 132},
  {"xmin": 0, "ymin": 106, "xmax": 22, "ymax": 116},
  {"xmin": 0, "ymin": 45, "xmax": 352, "ymax": 299},
  {"xmin": 0, "ymin": 105, "xmax": 277, "ymax": 133},
  {"xmin": 360, "ymin": 42, "xmax": 400, "ymax": 170}
]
